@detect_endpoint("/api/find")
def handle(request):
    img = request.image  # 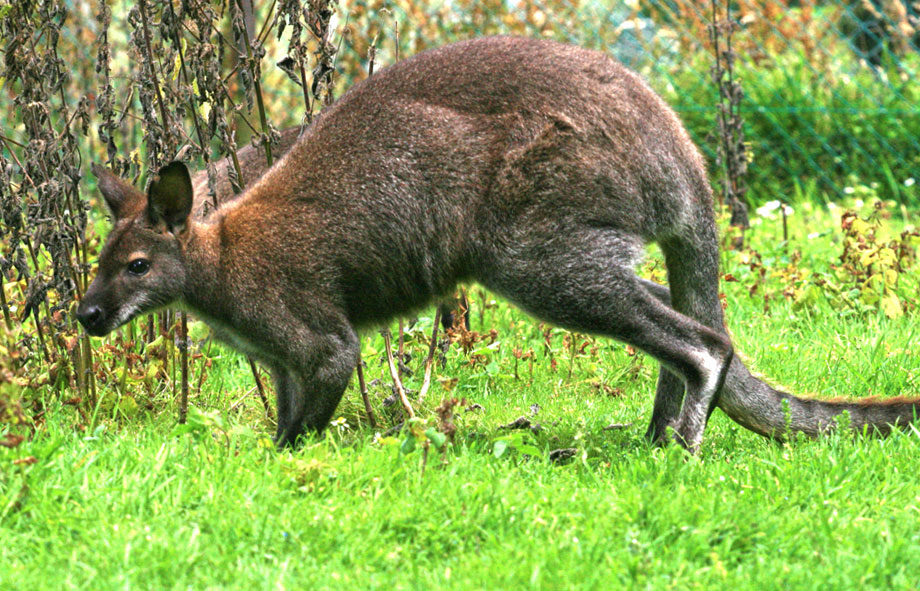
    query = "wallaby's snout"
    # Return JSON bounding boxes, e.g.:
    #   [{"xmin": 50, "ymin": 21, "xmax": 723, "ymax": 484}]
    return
[
  {"xmin": 76, "ymin": 301, "xmax": 106, "ymax": 335},
  {"xmin": 75, "ymin": 271, "xmax": 137, "ymax": 337}
]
